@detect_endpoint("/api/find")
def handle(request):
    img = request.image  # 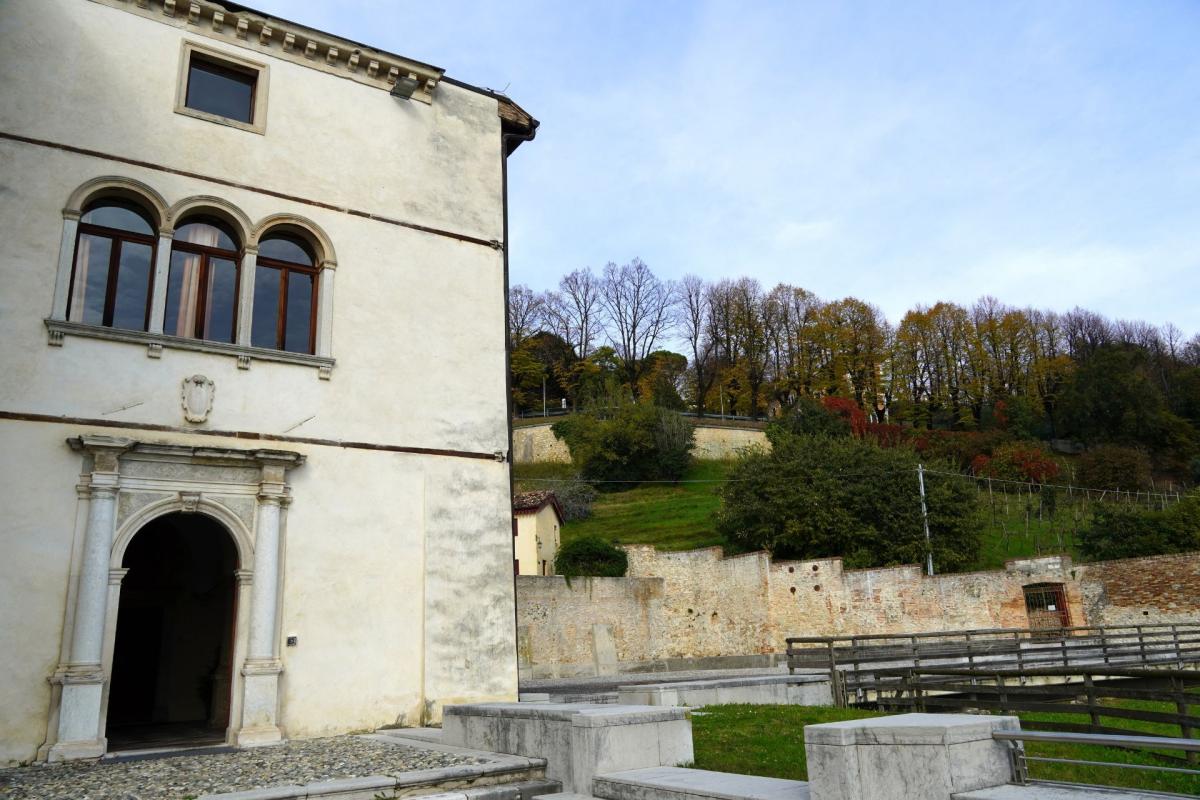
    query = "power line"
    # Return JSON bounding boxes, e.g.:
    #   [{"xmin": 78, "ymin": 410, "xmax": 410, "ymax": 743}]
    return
[{"xmin": 517, "ymin": 466, "xmax": 1187, "ymax": 502}]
